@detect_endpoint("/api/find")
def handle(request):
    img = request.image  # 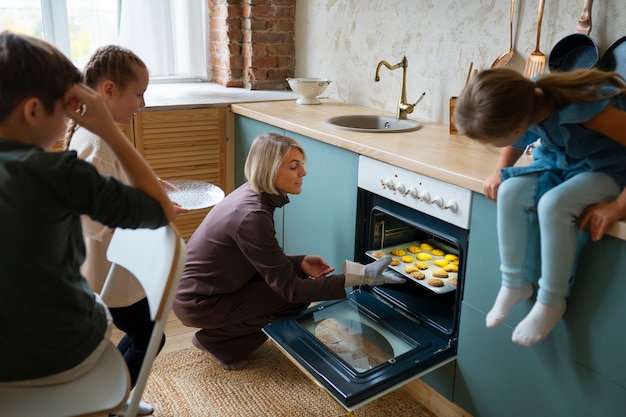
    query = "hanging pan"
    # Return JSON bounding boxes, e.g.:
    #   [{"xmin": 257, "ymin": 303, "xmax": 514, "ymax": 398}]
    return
[
  {"xmin": 548, "ymin": 0, "xmax": 599, "ymax": 72},
  {"xmin": 598, "ymin": 36, "xmax": 626, "ymax": 79}
]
